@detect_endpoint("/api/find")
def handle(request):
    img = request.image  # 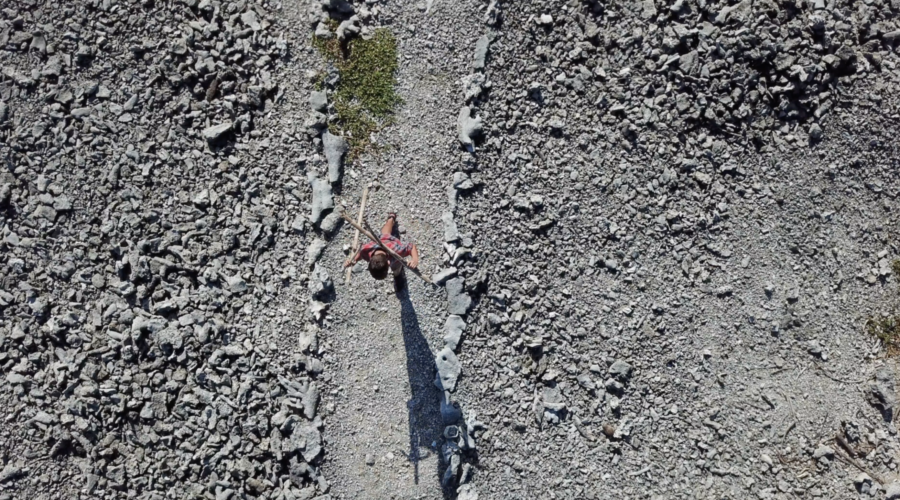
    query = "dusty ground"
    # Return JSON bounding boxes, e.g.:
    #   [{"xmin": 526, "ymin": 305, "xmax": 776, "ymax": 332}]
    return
[{"xmin": 3, "ymin": 0, "xmax": 900, "ymax": 499}]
